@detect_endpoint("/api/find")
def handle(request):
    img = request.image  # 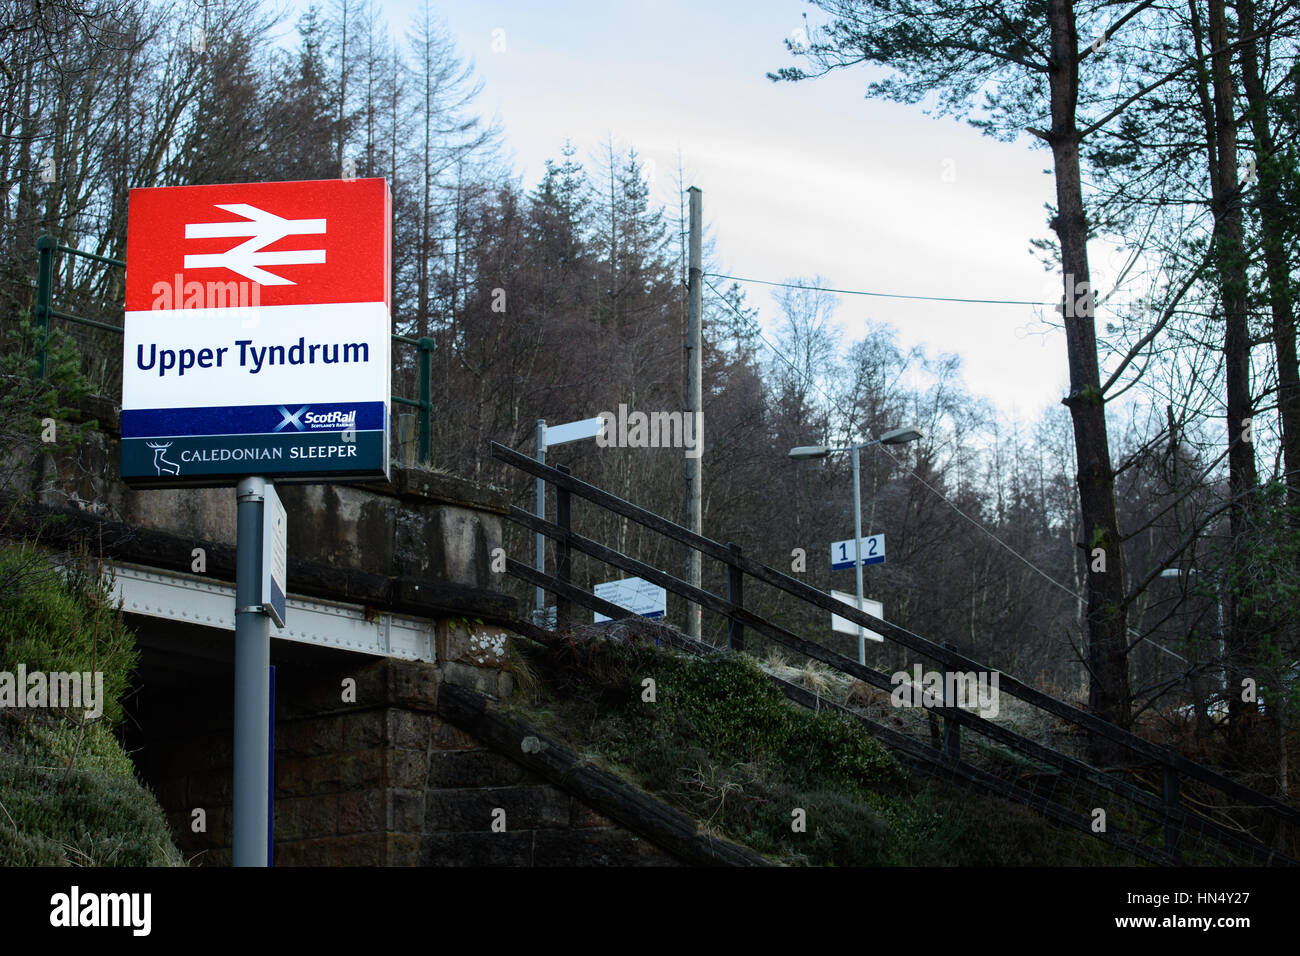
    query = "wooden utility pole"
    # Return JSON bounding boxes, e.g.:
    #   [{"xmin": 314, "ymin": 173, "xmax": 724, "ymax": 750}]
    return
[{"xmin": 686, "ymin": 187, "xmax": 703, "ymax": 639}]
